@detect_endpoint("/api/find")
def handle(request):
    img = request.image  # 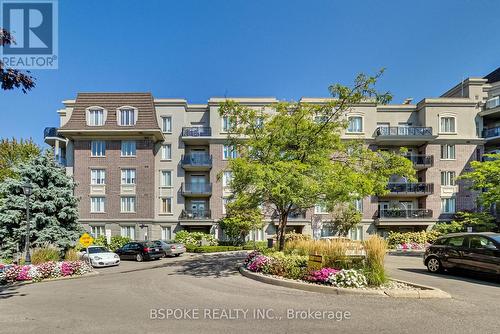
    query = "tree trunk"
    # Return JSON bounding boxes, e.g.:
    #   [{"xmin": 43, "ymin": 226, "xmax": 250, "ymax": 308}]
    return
[{"xmin": 278, "ymin": 214, "xmax": 288, "ymax": 251}]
